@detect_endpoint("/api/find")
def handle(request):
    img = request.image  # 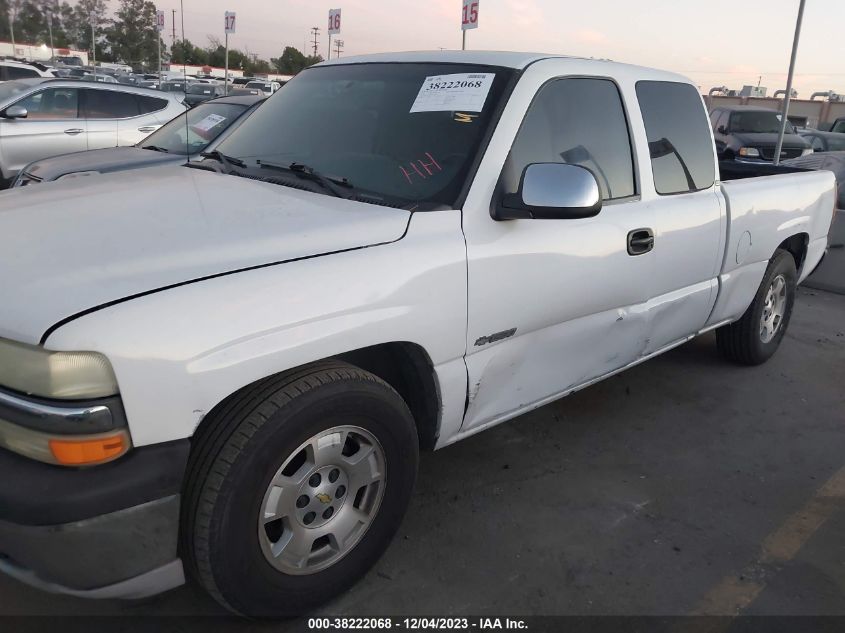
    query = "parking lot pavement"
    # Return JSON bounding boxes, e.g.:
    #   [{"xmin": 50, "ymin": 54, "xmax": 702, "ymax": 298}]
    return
[{"xmin": 1, "ymin": 287, "xmax": 843, "ymax": 618}]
